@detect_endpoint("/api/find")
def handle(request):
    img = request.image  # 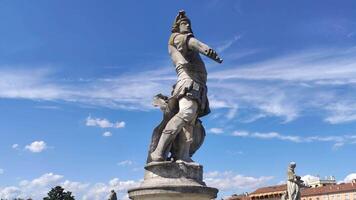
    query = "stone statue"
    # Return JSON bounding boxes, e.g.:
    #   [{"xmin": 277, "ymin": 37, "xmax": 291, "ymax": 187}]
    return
[
  {"xmin": 147, "ymin": 10, "xmax": 222, "ymax": 164},
  {"xmin": 108, "ymin": 190, "xmax": 117, "ymax": 200},
  {"xmin": 129, "ymin": 10, "xmax": 221, "ymax": 200},
  {"xmin": 286, "ymin": 162, "xmax": 307, "ymax": 200}
]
